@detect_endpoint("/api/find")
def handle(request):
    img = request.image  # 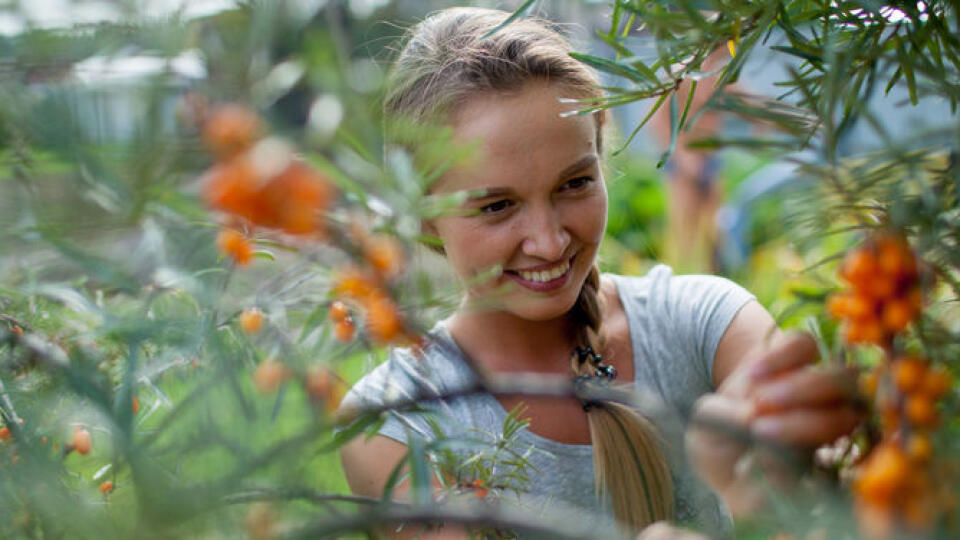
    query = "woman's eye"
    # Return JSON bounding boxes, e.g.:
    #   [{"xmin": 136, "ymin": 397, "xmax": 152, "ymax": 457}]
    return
[
  {"xmin": 562, "ymin": 176, "xmax": 593, "ymax": 191},
  {"xmin": 480, "ymin": 200, "xmax": 512, "ymax": 214}
]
